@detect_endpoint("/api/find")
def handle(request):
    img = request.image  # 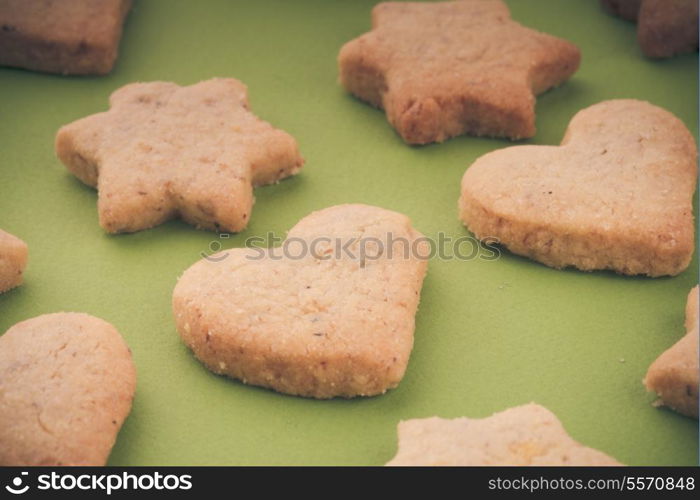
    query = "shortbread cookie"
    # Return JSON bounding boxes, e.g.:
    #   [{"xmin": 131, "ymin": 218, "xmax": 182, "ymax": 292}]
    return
[
  {"xmin": 601, "ymin": 0, "xmax": 698, "ymax": 58},
  {"xmin": 0, "ymin": 313, "xmax": 136, "ymax": 466},
  {"xmin": 173, "ymin": 204, "xmax": 428, "ymax": 399},
  {"xmin": 0, "ymin": 0, "xmax": 132, "ymax": 75},
  {"xmin": 56, "ymin": 78, "xmax": 304, "ymax": 233},
  {"xmin": 387, "ymin": 403, "xmax": 622, "ymax": 466},
  {"xmin": 0, "ymin": 229, "xmax": 27, "ymax": 293},
  {"xmin": 644, "ymin": 286, "xmax": 699, "ymax": 418},
  {"xmin": 338, "ymin": 0, "xmax": 580, "ymax": 144},
  {"xmin": 459, "ymin": 99, "xmax": 697, "ymax": 277}
]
